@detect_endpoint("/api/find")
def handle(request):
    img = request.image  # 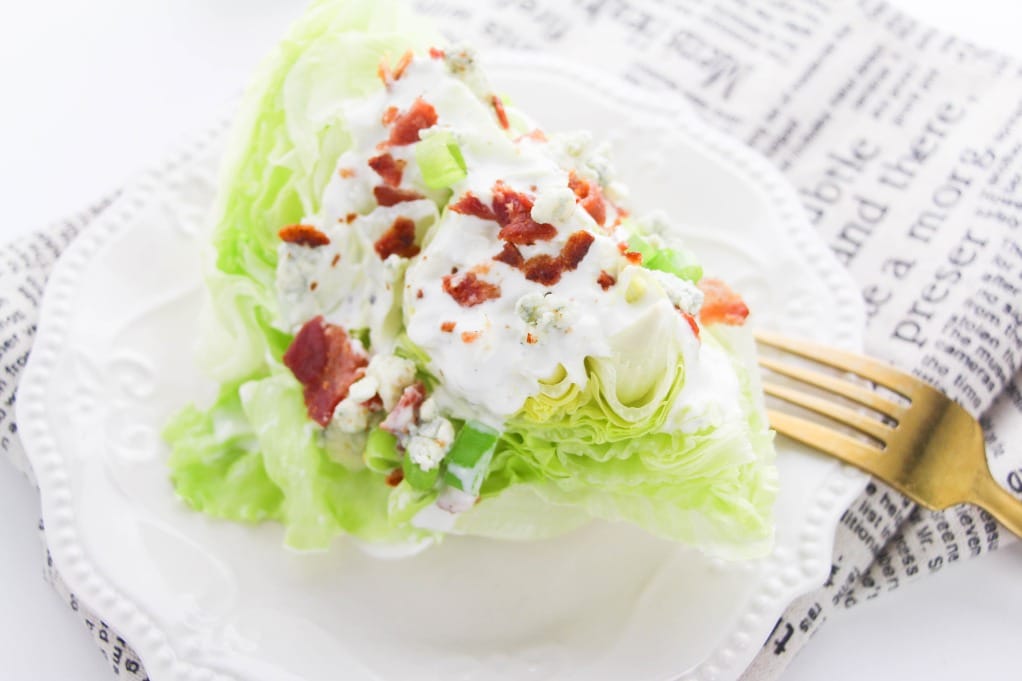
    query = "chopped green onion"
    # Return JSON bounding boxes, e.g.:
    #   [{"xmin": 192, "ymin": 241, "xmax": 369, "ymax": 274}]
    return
[
  {"xmin": 403, "ymin": 455, "xmax": 441, "ymax": 491},
  {"xmin": 364, "ymin": 426, "xmax": 400, "ymax": 475},
  {"xmin": 415, "ymin": 131, "xmax": 467, "ymax": 189},
  {"xmin": 646, "ymin": 248, "xmax": 703, "ymax": 283},
  {"xmin": 443, "ymin": 421, "xmax": 500, "ymax": 495}
]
